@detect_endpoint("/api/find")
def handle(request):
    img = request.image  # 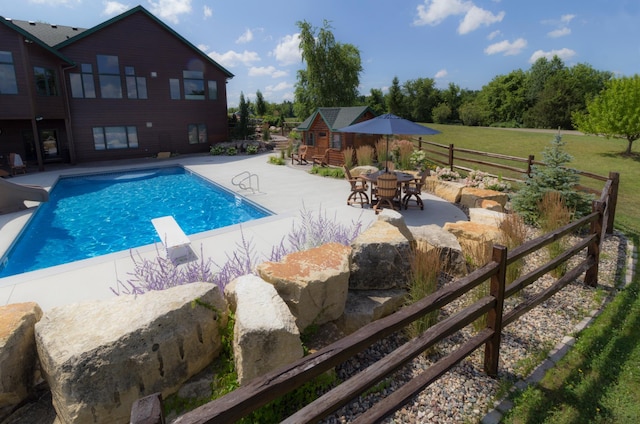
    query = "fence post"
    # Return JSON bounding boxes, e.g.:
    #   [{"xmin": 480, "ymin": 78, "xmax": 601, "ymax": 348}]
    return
[
  {"xmin": 130, "ymin": 393, "xmax": 165, "ymax": 424},
  {"xmin": 484, "ymin": 245, "xmax": 507, "ymax": 377},
  {"xmin": 606, "ymin": 172, "xmax": 620, "ymax": 234},
  {"xmin": 418, "ymin": 136, "xmax": 423, "ymax": 150},
  {"xmin": 448, "ymin": 144, "xmax": 454, "ymax": 171},
  {"xmin": 526, "ymin": 155, "xmax": 535, "ymax": 177},
  {"xmin": 585, "ymin": 200, "xmax": 605, "ymax": 287}
]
